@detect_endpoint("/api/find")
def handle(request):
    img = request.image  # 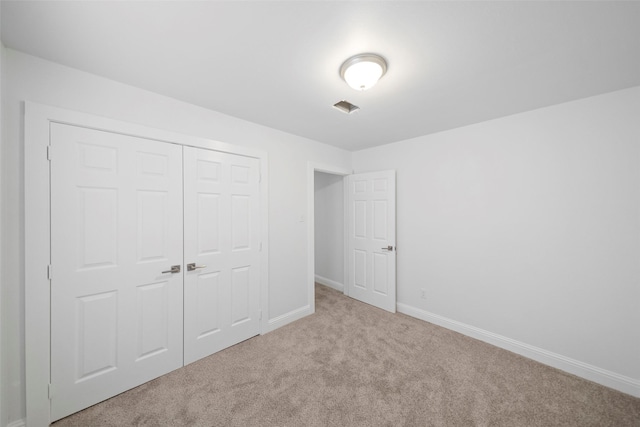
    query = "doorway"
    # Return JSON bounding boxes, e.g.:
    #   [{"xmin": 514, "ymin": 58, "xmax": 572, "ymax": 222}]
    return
[
  {"xmin": 306, "ymin": 163, "xmax": 350, "ymax": 313},
  {"xmin": 307, "ymin": 164, "xmax": 397, "ymax": 314},
  {"xmin": 314, "ymin": 171, "xmax": 345, "ymax": 294}
]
